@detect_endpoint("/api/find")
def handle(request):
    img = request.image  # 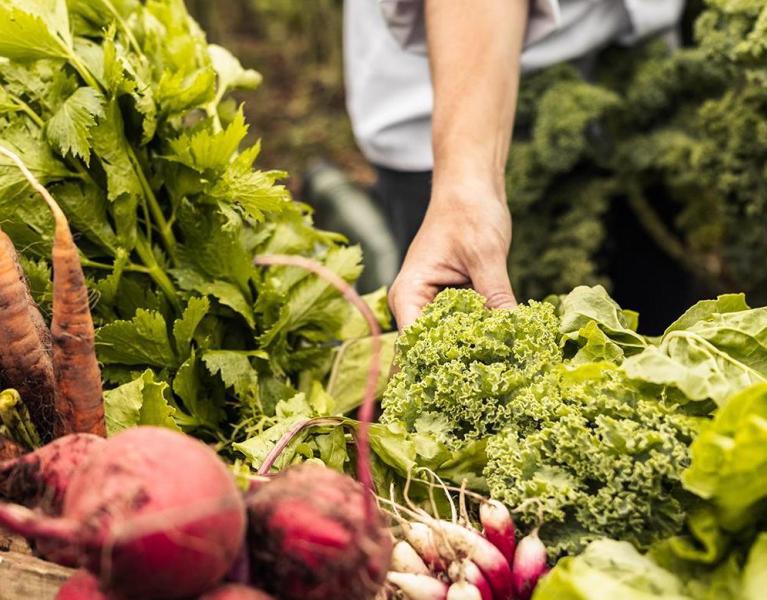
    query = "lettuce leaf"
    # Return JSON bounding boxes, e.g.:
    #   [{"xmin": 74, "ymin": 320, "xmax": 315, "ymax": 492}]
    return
[{"xmin": 532, "ymin": 540, "xmax": 695, "ymax": 600}]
